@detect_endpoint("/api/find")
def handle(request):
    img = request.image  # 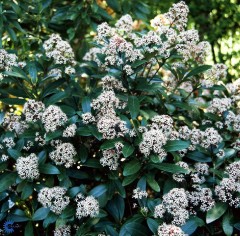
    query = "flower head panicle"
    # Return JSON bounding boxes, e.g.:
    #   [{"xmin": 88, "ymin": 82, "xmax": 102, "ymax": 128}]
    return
[
  {"xmin": 54, "ymin": 225, "xmax": 71, "ymax": 236},
  {"xmin": 83, "ymin": 47, "xmax": 102, "ymax": 66},
  {"xmin": 157, "ymin": 223, "xmax": 187, "ymax": 236},
  {"xmin": 2, "ymin": 137, "xmax": 15, "ymax": 149},
  {"xmin": 2, "ymin": 113, "xmax": 28, "ymax": 134},
  {"xmin": 96, "ymin": 114, "xmax": 128, "ymax": 139},
  {"xmin": 154, "ymin": 188, "xmax": 189, "ymax": 226},
  {"xmin": 96, "ymin": 22, "xmax": 115, "ymax": 42},
  {"xmin": 115, "ymin": 14, "xmax": 133, "ymax": 34},
  {"xmin": 215, "ymin": 177, "xmax": 240, "ymax": 207},
  {"xmin": 82, "ymin": 112, "xmax": 95, "ymax": 124},
  {"xmin": 132, "ymin": 187, "xmax": 148, "ymax": 199},
  {"xmin": 201, "ymin": 127, "xmax": 223, "ymax": 149},
  {"xmin": 187, "ymin": 187, "xmax": 215, "ymax": 212},
  {"xmin": 42, "ymin": 105, "xmax": 68, "ymax": 132},
  {"xmin": 23, "ymin": 100, "xmax": 45, "ymax": 122},
  {"xmin": 1, "ymin": 154, "xmax": 9, "ymax": 162},
  {"xmin": 64, "ymin": 66, "xmax": 75, "ymax": 75},
  {"xmin": 16, "ymin": 153, "xmax": 39, "ymax": 179},
  {"xmin": 101, "ymin": 75, "xmax": 126, "ymax": 92},
  {"xmin": 48, "ymin": 68, "xmax": 62, "ymax": 80},
  {"xmin": 100, "ymin": 149, "xmax": 120, "ymax": 170},
  {"xmin": 43, "ymin": 34, "xmax": 76, "ymax": 65},
  {"xmin": 164, "ymin": 1, "xmax": 189, "ymax": 31},
  {"xmin": 0, "ymin": 49, "xmax": 18, "ymax": 80},
  {"xmin": 63, "ymin": 124, "xmax": 77, "ymax": 138},
  {"xmin": 38, "ymin": 187, "xmax": 70, "ymax": 214},
  {"xmin": 35, "ymin": 132, "xmax": 46, "ymax": 146},
  {"xmin": 207, "ymin": 98, "xmax": 232, "ymax": 114},
  {"xmin": 194, "ymin": 163, "xmax": 209, "ymax": 175},
  {"xmin": 75, "ymin": 194, "xmax": 99, "ymax": 219},
  {"xmin": 49, "ymin": 143, "xmax": 77, "ymax": 168},
  {"xmin": 173, "ymin": 162, "xmax": 190, "ymax": 182},
  {"xmin": 225, "ymin": 161, "xmax": 240, "ymax": 181},
  {"xmin": 151, "ymin": 115, "xmax": 174, "ymax": 135}
]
